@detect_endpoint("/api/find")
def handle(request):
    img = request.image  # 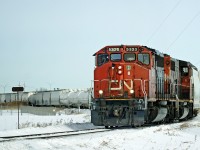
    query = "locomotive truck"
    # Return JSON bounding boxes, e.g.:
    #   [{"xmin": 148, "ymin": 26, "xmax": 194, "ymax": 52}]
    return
[{"xmin": 91, "ymin": 45, "xmax": 200, "ymax": 128}]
